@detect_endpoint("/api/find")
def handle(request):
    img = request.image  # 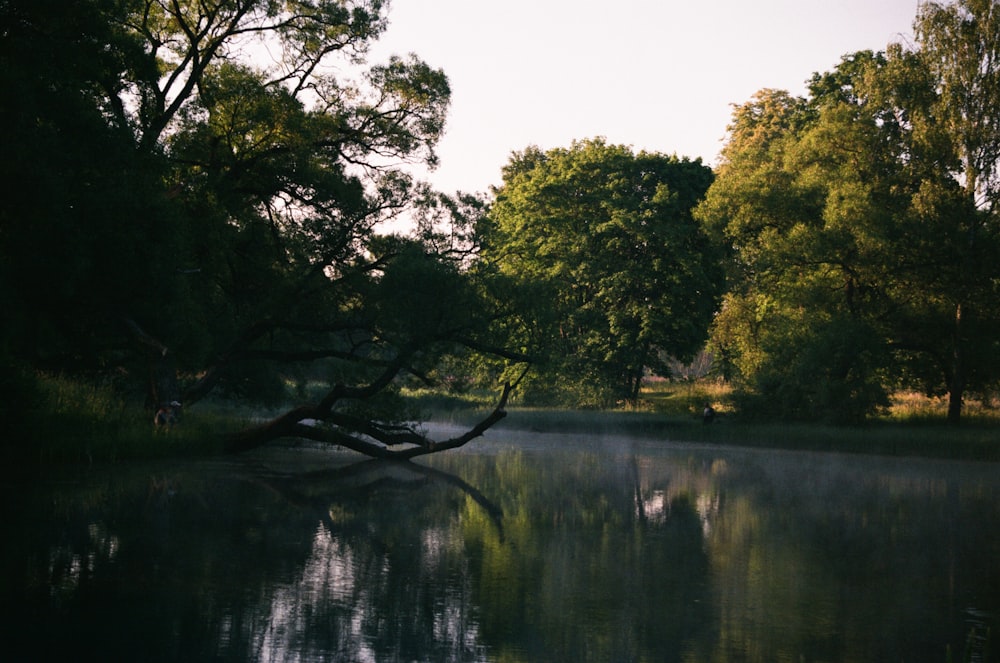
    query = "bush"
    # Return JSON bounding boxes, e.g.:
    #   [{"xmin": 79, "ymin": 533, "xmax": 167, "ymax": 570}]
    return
[{"xmin": 743, "ymin": 317, "xmax": 891, "ymax": 424}]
